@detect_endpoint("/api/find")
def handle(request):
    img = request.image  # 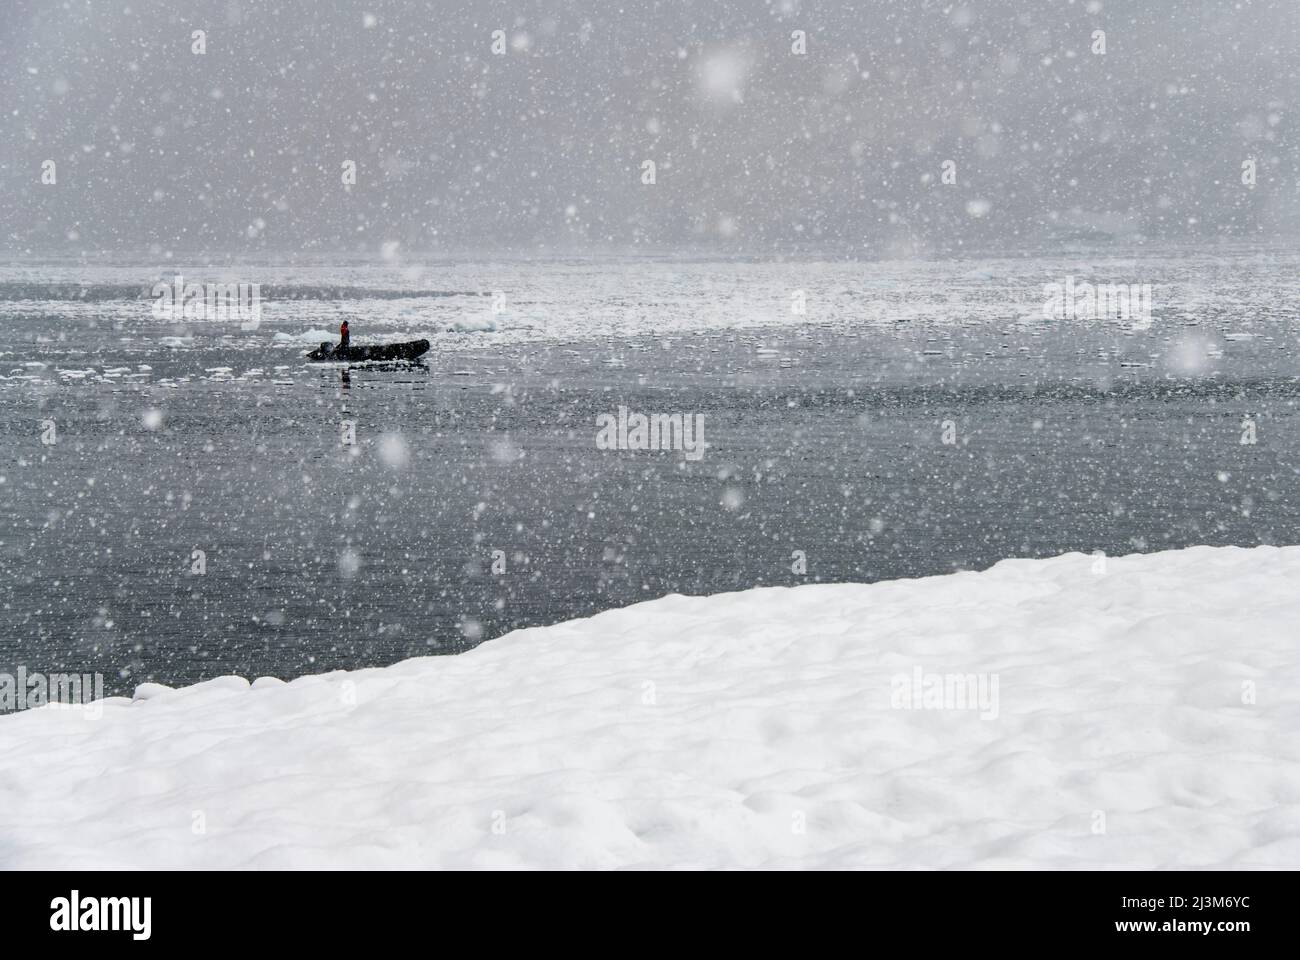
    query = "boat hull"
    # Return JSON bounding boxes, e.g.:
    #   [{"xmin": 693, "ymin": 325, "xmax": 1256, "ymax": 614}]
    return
[{"xmin": 307, "ymin": 339, "xmax": 430, "ymax": 363}]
